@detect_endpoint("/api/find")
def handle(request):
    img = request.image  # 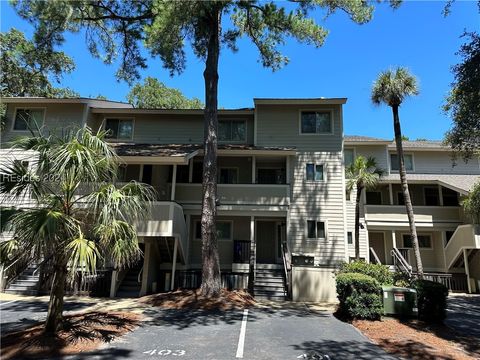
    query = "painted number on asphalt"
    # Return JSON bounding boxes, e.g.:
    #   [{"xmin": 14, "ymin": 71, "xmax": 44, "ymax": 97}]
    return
[
  {"xmin": 297, "ymin": 352, "xmax": 330, "ymax": 360},
  {"xmin": 143, "ymin": 349, "xmax": 186, "ymax": 356}
]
